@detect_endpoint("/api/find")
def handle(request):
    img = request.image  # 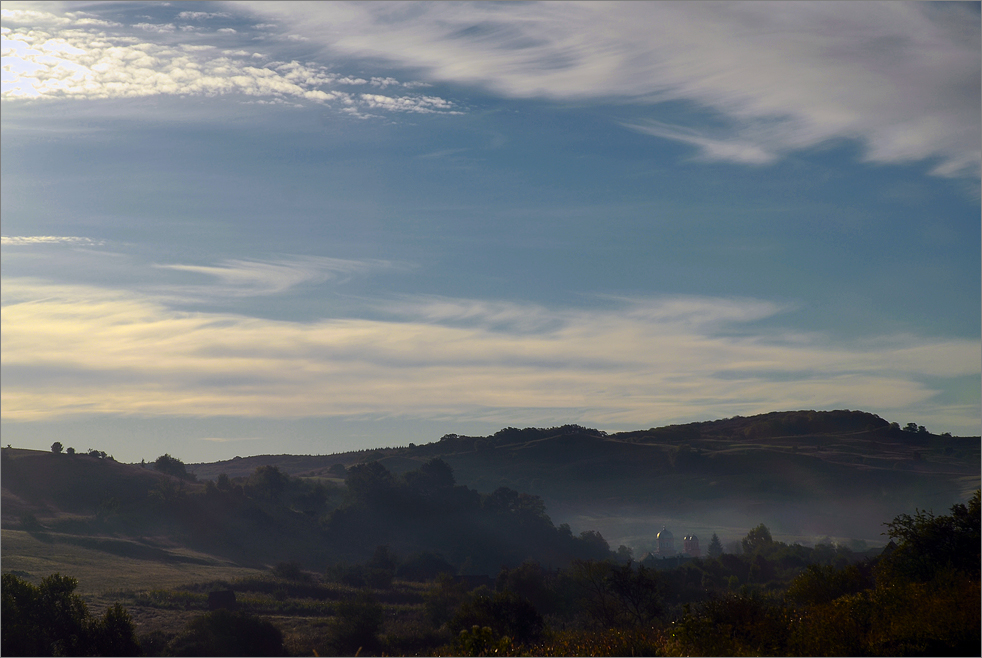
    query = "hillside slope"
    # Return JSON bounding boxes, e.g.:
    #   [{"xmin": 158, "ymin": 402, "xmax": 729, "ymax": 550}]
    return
[{"xmin": 190, "ymin": 410, "xmax": 980, "ymax": 545}]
